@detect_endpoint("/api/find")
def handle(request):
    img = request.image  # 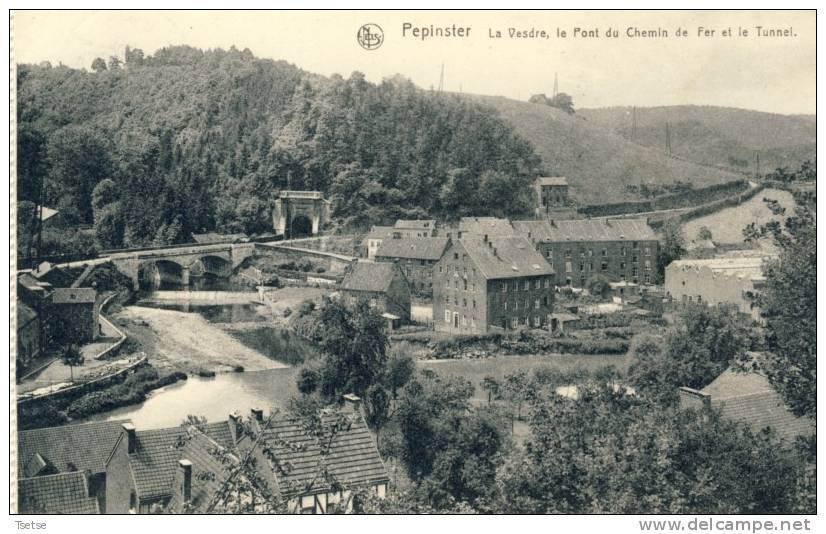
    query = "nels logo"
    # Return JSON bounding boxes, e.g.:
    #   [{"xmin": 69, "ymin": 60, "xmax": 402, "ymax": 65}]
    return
[{"xmin": 357, "ymin": 23, "xmax": 384, "ymax": 50}]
